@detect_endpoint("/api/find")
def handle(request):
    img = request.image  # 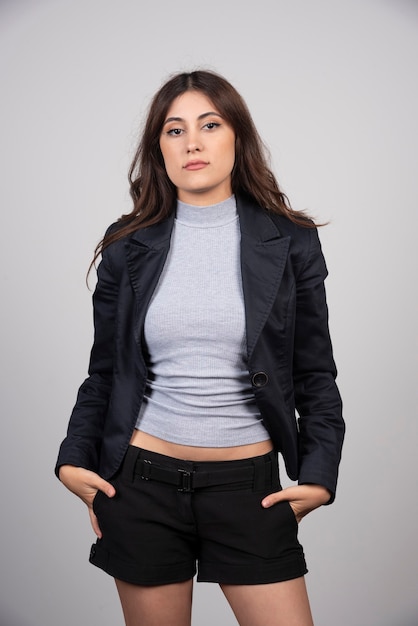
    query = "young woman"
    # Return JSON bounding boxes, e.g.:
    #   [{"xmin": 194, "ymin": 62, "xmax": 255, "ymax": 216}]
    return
[{"xmin": 56, "ymin": 70, "xmax": 344, "ymax": 626}]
